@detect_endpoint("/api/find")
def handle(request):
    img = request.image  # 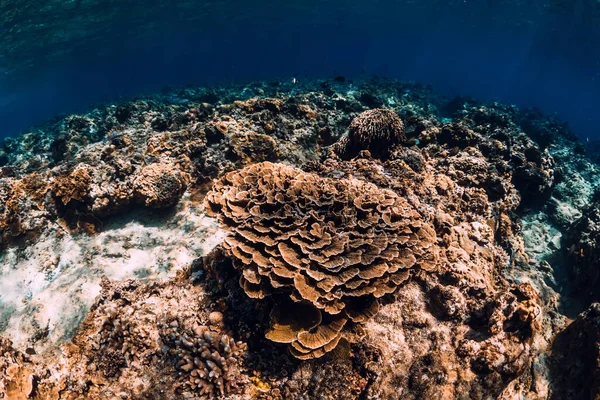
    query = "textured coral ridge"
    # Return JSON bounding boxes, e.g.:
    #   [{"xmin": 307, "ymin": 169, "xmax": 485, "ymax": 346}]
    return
[{"xmin": 206, "ymin": 161, "xmax": 439, "ymax": 359}]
